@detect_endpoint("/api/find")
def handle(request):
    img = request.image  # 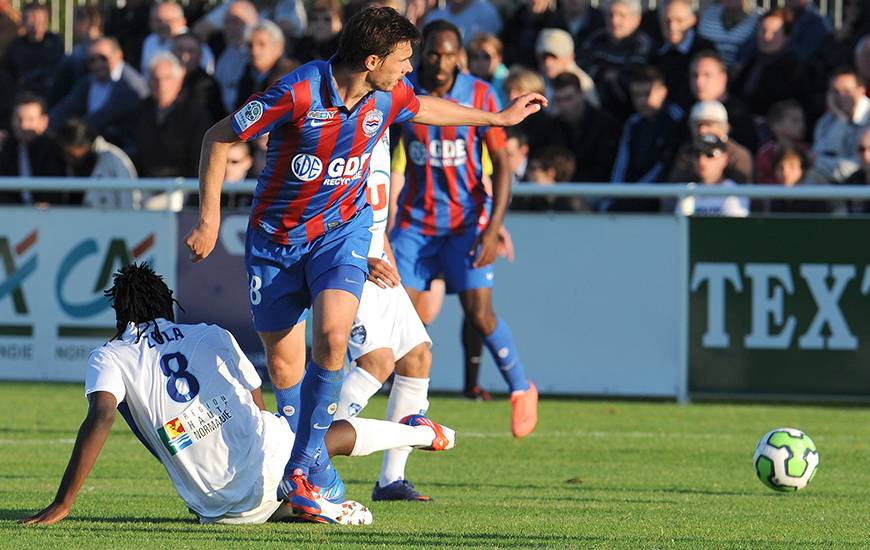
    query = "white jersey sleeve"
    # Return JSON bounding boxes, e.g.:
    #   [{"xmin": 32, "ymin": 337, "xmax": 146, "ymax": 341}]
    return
[
  {"xmin": 85, "ymin": 347, "xmax": 126, "ymax": 403},
  {"xmin": 366, "ymin": 128, "xmax": 391, "ymax": 259}
]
